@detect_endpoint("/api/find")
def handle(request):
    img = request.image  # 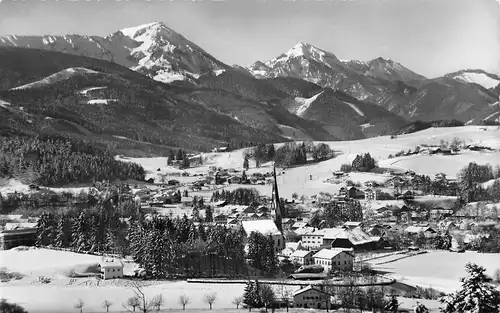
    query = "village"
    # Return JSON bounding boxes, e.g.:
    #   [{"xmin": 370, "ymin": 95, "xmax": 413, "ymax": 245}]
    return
[{"xmin": 1, "ymin": 126, "xmax": 500, "ymax": 312}]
